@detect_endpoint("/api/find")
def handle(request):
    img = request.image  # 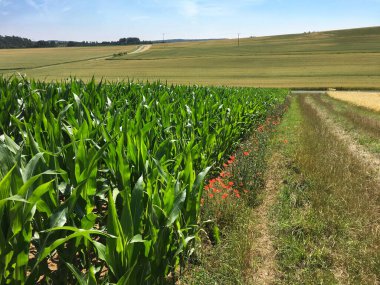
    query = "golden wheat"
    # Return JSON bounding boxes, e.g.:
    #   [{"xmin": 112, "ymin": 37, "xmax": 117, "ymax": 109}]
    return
[{"xmin": 327, "ymin": 91, "xmax": 380, "ymax": 112}]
